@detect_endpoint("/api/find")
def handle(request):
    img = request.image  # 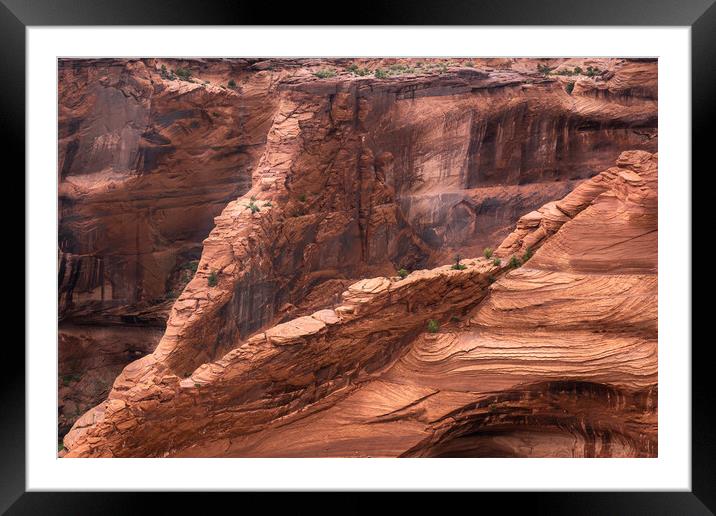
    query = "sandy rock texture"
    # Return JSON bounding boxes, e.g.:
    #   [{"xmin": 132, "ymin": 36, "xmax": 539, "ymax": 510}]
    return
[
  {"xmin": 57, "ymin": 58, "xmax": 283, "ymax": 429},
  {"xmin": 63, "ymin": 150, "xmax": 657, "ymax": 457},
  {"xmin": 58, "ymin": 58, "xmax": 657, "ymax": 447}
]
